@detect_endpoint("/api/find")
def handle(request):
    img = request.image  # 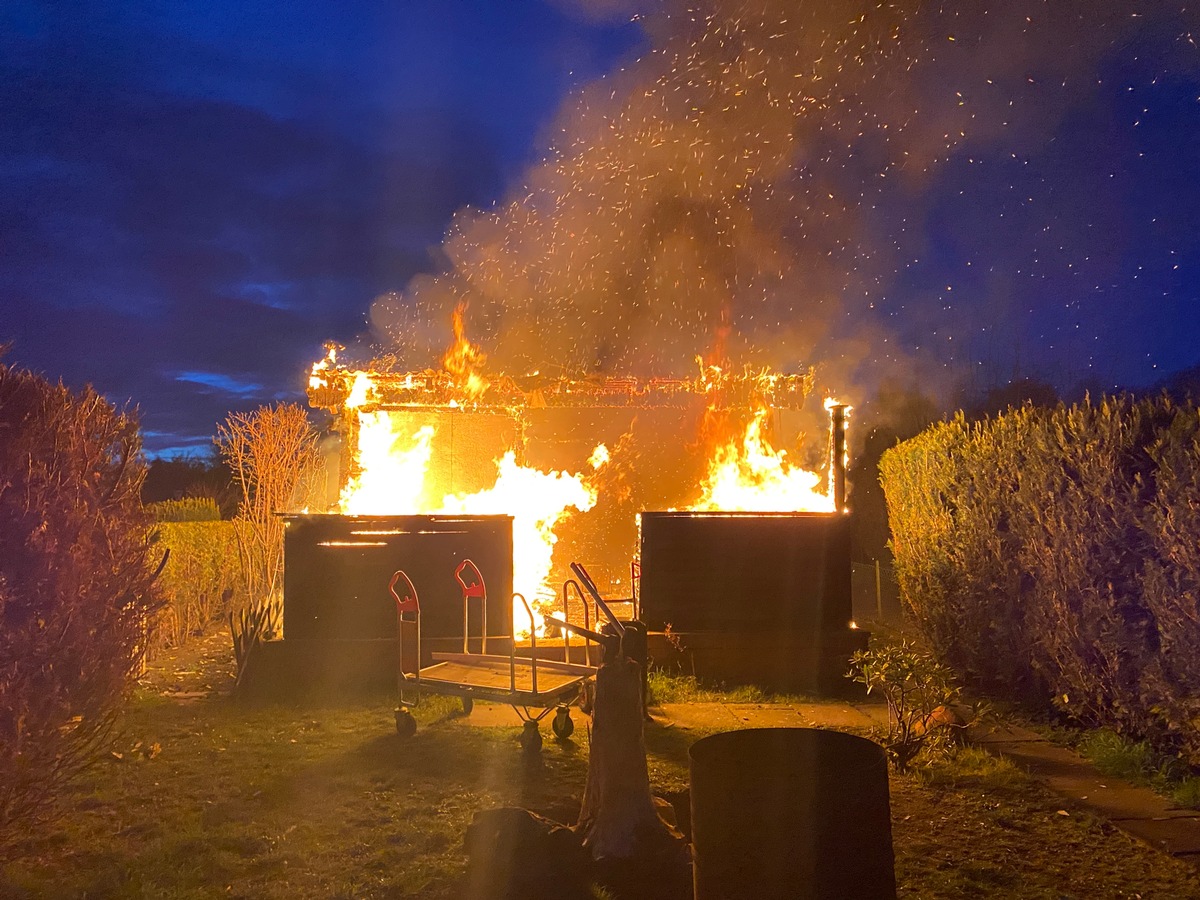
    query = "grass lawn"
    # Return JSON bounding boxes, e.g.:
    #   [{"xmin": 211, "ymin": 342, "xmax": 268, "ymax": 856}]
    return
[{"xmin": 3, "ymin": 632, "xmax": 1200, "ymax": 898}]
